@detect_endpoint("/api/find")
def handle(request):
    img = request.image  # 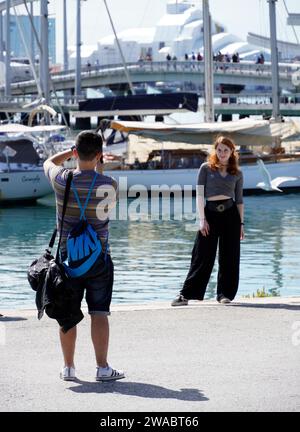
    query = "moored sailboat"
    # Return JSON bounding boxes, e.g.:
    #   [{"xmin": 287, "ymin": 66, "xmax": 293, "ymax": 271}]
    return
[{"xmin": 0, "ymin": 123, "xmax": 67, "ymax": 202}]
